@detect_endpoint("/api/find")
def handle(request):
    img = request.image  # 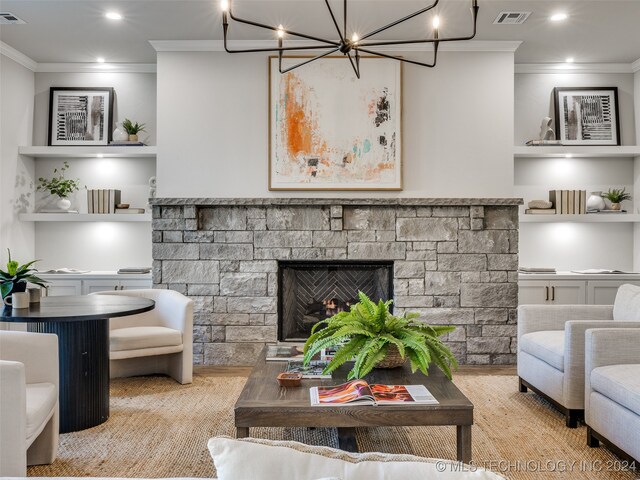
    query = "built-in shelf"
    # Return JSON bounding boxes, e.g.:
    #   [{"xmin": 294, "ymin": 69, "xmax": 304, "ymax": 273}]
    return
[
  {"xmin": 520, "ymin": 214, "xmax": 640, "ymax": 223},
  {"xmin": 514, "ymin": 146, "xmax": 640, "ymax": 158},
  {"xmin": 19, "ymin": 213, "xmax": 152, "ymax": 222},
  {"xmin": 18, "ymin": 146, "xmax": 157, "ymax": 158}
]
